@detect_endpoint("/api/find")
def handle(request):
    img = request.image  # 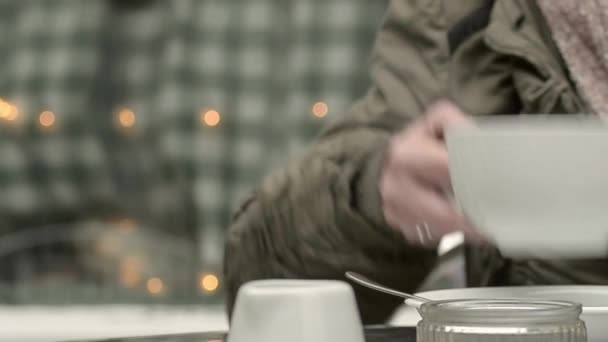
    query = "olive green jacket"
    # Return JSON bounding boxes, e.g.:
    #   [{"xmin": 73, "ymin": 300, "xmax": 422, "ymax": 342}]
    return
[{"xmin": 224, "ymin": 0, "xmax": 607, "ymax": 324}]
